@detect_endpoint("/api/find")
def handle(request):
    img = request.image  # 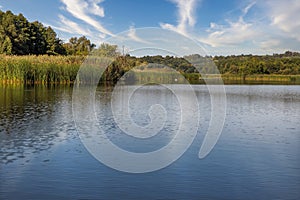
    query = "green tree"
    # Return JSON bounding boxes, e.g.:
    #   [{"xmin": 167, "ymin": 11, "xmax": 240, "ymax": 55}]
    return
[
  {"xmin": 44, "ymin": 27, "xmax": 66, "ymax": 55},
  {"xmin": 29, "ymin": 21, "xmax": 47, "ymax": 55},
  {"xmin": 96, "ymin": 43, "xmax": 119, "ymax": 57},
  {"xmin": 63, "ymin": 36, "xmax": 95, "ymax": 55},
  {"xmin": 0, "ymin": 35, "xmax": 12, "ymax": 54},
  {"xmin": 0, "ymin": 10, "xmax": 67, "ymax": 55}
]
